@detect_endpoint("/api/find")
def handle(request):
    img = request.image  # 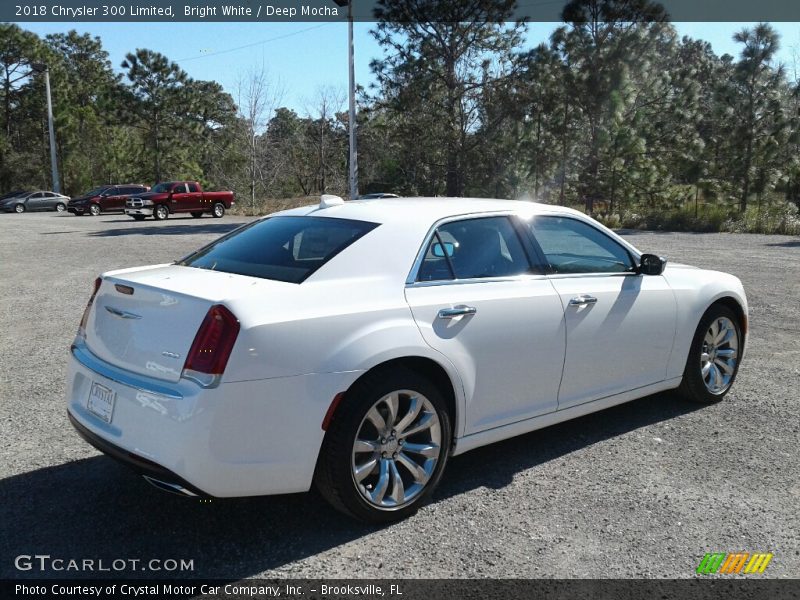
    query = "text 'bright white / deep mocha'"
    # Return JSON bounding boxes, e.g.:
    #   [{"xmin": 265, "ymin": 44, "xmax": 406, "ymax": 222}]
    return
[{"xmin": 184, "ymin": 5, "xmax": 341, "ymax": 18}]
